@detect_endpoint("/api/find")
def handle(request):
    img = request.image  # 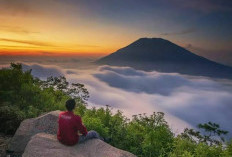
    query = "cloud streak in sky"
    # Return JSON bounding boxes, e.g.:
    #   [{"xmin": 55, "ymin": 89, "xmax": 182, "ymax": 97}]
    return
[
  {"xmin": 0, "ymin": 25, "xmax": 39, "ymax": 35},
  {"xmin": 170, "ymin": 0, "xmax": 232, "ymax": 13},
  {"xmin": 160, "ymin": 28, "xmax": 196, "ymax": 36},
  {"xmin": 0, "ymin": 0, "xmax": 64, "ymax": 16},
  {"xmin": 0, "ymin": 38, "xmax": 56, "ymax": 47}
]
